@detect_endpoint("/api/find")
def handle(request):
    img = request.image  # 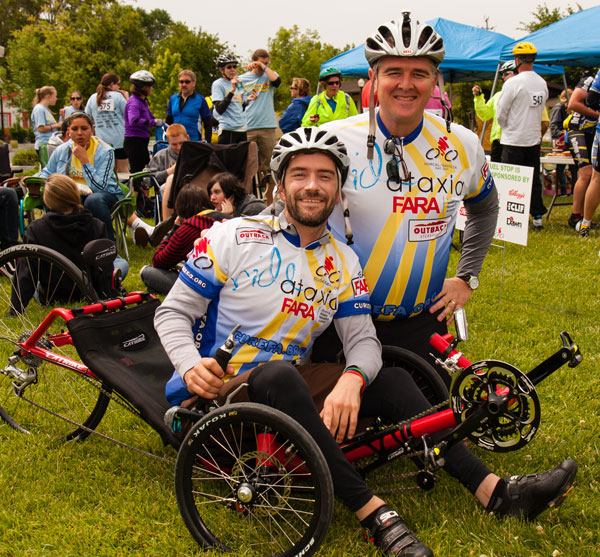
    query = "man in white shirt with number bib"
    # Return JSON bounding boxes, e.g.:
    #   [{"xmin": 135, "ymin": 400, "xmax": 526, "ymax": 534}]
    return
[{"xmin": 496, "ymin": 41, "xmax": 549, "ymax": 230}]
